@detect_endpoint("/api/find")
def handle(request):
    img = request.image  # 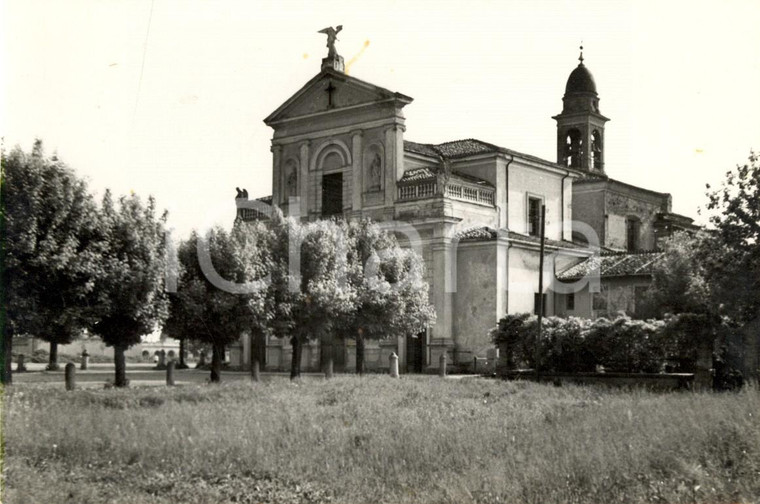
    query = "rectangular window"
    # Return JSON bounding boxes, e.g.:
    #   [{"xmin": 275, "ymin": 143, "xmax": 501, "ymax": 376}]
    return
[
  {"xmin": 634, "ymin": 286, "xmax": 649, "ymax": 317},
  {"xmin": 566, "ymin": 292, "xmax": 575, "ymax": 311},
  {"xmin": 626, "ymin": 218, "xmax": 639, "ymax": 252},
  {"xmin": 533, "ymin": 293, "xmax": 548, "ymax": 316},
  {"xmin": 528, "ymin": 197, "xmax": 541, "ymax": 236},
  {"xmin": 592, "ymin": 288, "xmax": 607, "ymax": 311}
]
